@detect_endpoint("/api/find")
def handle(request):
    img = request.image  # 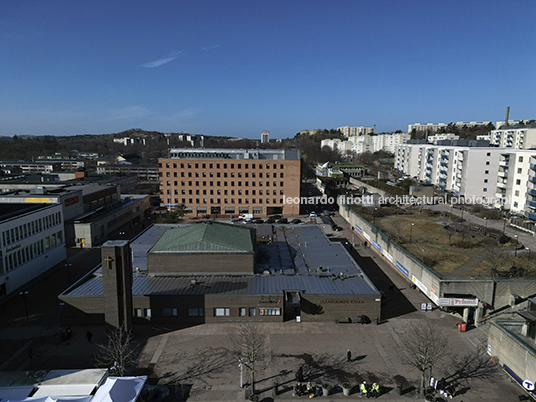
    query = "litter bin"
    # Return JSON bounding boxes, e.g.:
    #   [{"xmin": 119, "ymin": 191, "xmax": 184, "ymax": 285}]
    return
[
  {"xmin": 459, "ymin": 322, "xmax": 467, "ymax": 332},
  {"xmin": 396, "ymin": 382, "xmax": 403, "ymax": 395}
]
